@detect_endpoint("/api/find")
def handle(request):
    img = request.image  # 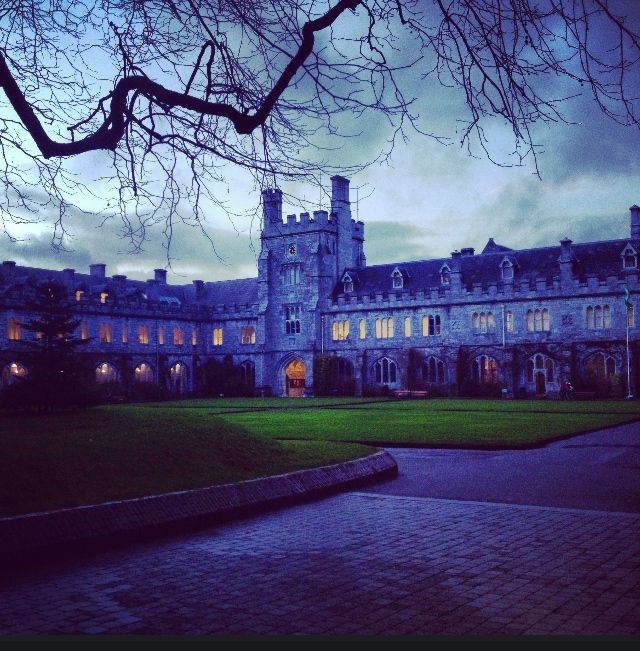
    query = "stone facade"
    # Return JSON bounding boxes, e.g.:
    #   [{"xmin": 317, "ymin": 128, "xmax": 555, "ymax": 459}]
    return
[{"xmin": 1, "ymin": 176, "xmax": 639, "ymax": 399}]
